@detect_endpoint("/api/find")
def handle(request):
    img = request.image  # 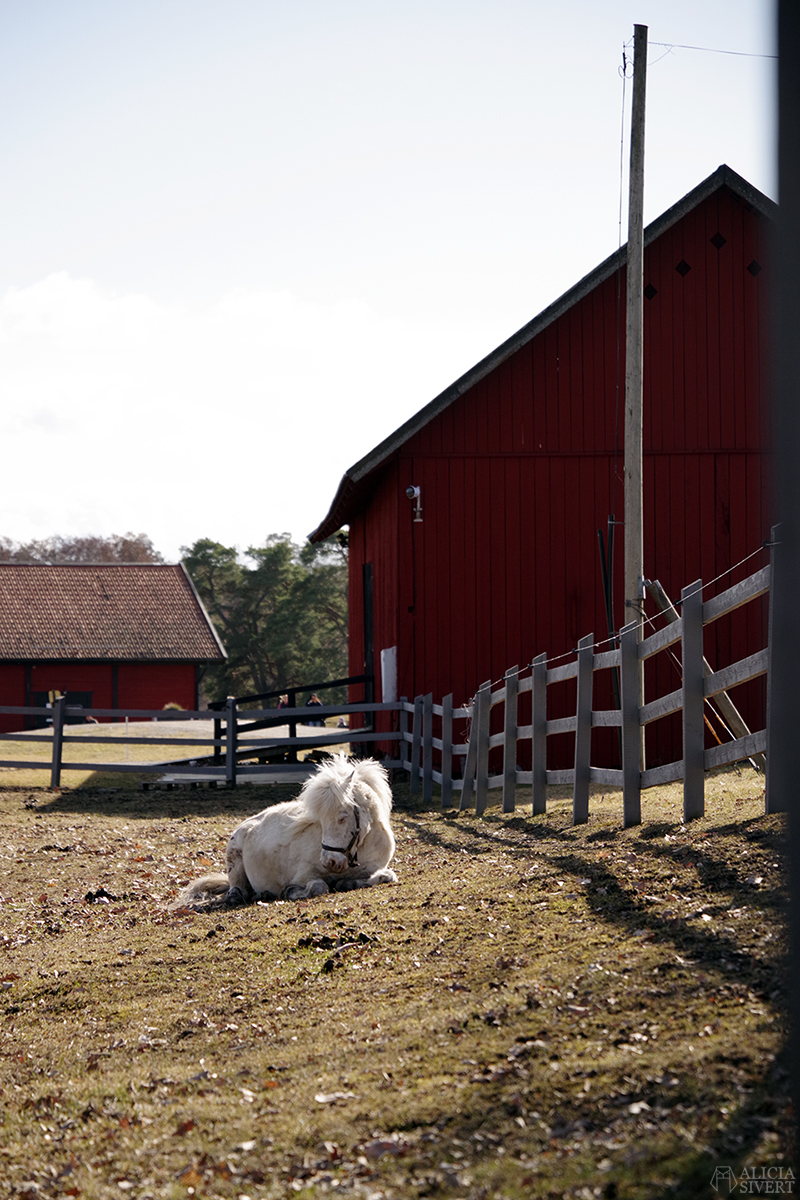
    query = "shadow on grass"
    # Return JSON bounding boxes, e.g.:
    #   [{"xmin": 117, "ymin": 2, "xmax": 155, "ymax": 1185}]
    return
[
  {"xmin": 625, "ymin": 1051, "xmax": 793, "ymax": 1200},
  {"xmin": 551, "ymin": 848, "xmax": 786, "ymax": 991},
  {"xmin": 400, "ymin": 806, "xmax": 787, "ymax": 1006},
  {"xmin": 29, "ymin": 779, "xmax": 302, "ymax": 821},
  {"xmin": 384, "ymin": 814, "xmax": 792, "ymax": 1194},
  {"xmin": 365, "ymin": 1032, "xmax": 791, "ymax": 1199},
  {"xmin": 399, "ymin": 802, "xmax": 787, "ymax": 931}
]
